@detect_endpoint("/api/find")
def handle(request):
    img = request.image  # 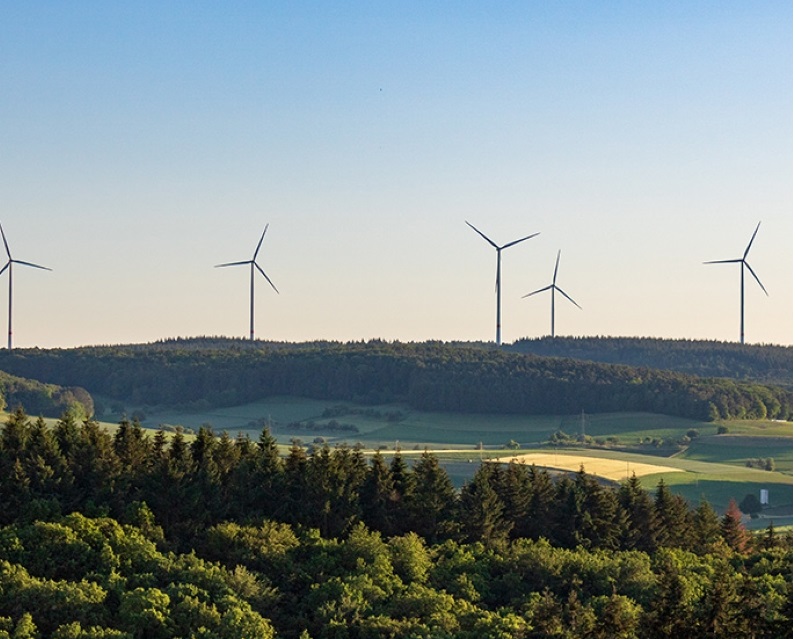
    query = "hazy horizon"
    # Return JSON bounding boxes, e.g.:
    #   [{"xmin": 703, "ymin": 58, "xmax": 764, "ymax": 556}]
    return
[{"xmin": 1, "ymin": 2, "xmax": 791, "ymax": 349}]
